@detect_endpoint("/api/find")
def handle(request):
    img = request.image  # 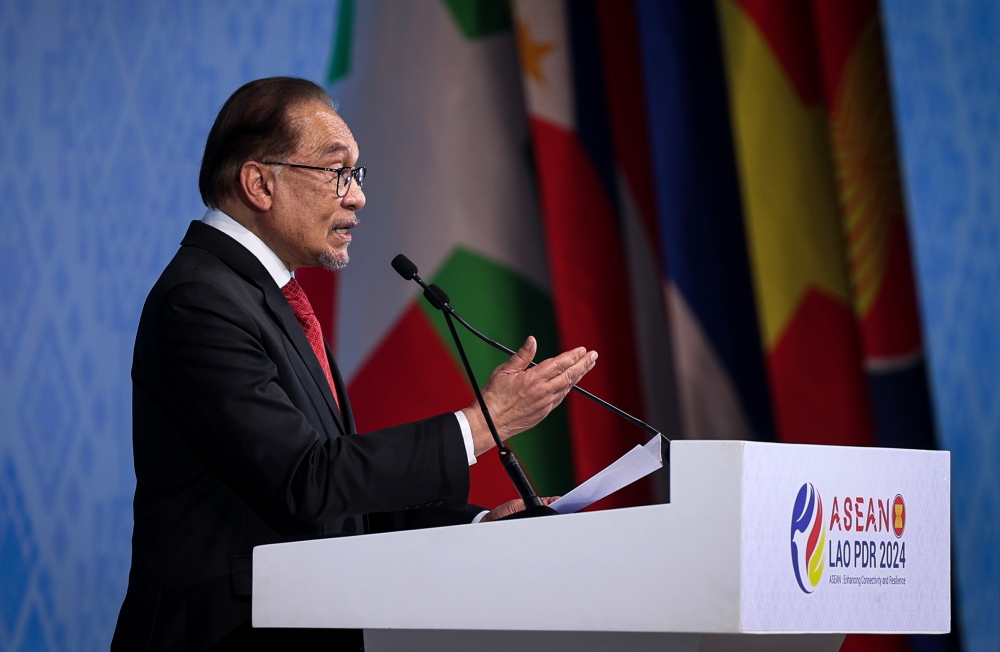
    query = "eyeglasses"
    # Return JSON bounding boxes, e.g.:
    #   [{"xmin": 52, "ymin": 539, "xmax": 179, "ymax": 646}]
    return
[{"xmin": 261, "ymin": 161, "xmax": 366, "ymax": 197}]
